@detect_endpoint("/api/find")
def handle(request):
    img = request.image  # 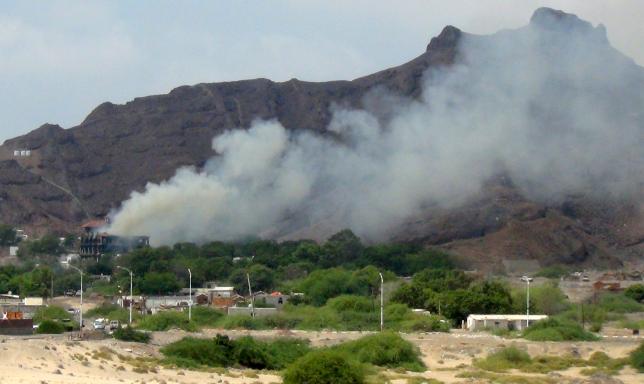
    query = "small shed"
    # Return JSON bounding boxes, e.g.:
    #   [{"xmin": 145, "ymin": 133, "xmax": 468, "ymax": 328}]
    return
[{"xmin": 467, "ymin": 314, "xmax": 548, "ymax": 331}]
